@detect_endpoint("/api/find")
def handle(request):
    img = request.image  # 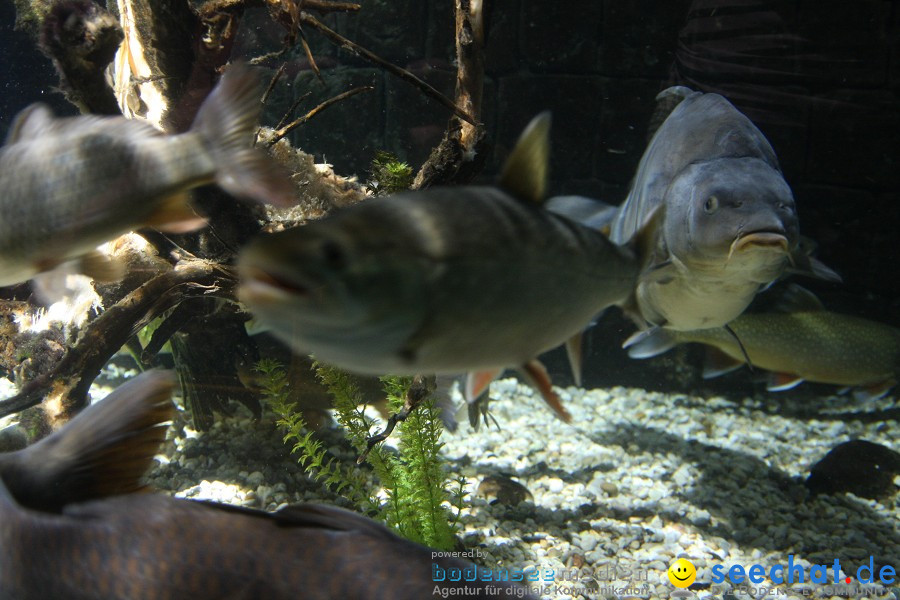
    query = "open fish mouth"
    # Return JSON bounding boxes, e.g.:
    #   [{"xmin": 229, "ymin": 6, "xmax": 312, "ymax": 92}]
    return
[
  {"xmin": 727, "ymin": 231, "xmax": 789, "ymax": 261},
  {"xmin": 238, "ymin": 266, "xmax": 312, "ymax": 303}
]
